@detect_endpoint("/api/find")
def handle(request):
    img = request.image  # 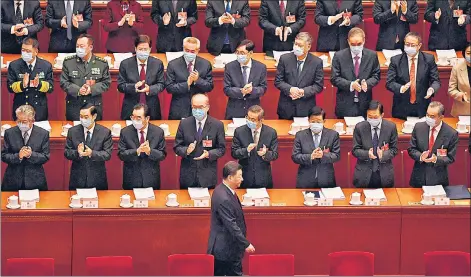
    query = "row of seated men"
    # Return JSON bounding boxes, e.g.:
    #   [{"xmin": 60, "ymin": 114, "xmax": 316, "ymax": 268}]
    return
[
  {"xmin": 2, "ymin": 0, "xmax": 470, "ymax": 55},
  {"xmin": 1, "ymin": 97, "xmax": 463, "ymax": 192},
  {"xmin": 7, "ymin": 30, "xmax": 471, "ymax": 123}
]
